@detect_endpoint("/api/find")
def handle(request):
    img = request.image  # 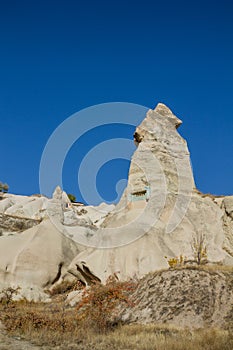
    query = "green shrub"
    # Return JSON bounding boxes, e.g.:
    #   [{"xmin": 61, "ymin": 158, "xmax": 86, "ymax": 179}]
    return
[
  {"xmin": 0, "ymin": 182, "xmax": 9, "ymax": 193},
  {"xmin": 67, "ymin": 193, "xmax": 76, "ymax": 203}
]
